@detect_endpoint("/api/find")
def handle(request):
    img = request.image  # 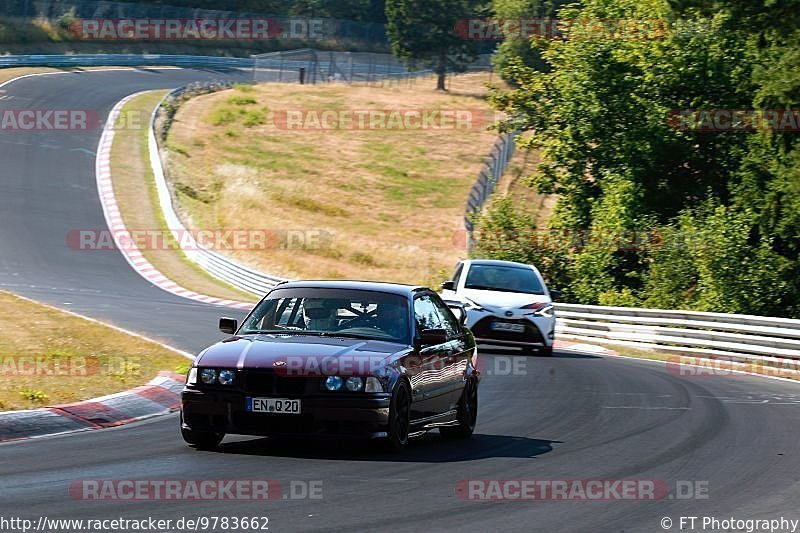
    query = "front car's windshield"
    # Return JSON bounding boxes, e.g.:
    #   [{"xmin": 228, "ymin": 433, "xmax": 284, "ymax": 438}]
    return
[
  {"xmin": 240, "ymin": 288, "xmax": 410, "ymax": 344},
  {"xmin": 464, "ymin": 264, "xmax": 544, "ymax": 295}
]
